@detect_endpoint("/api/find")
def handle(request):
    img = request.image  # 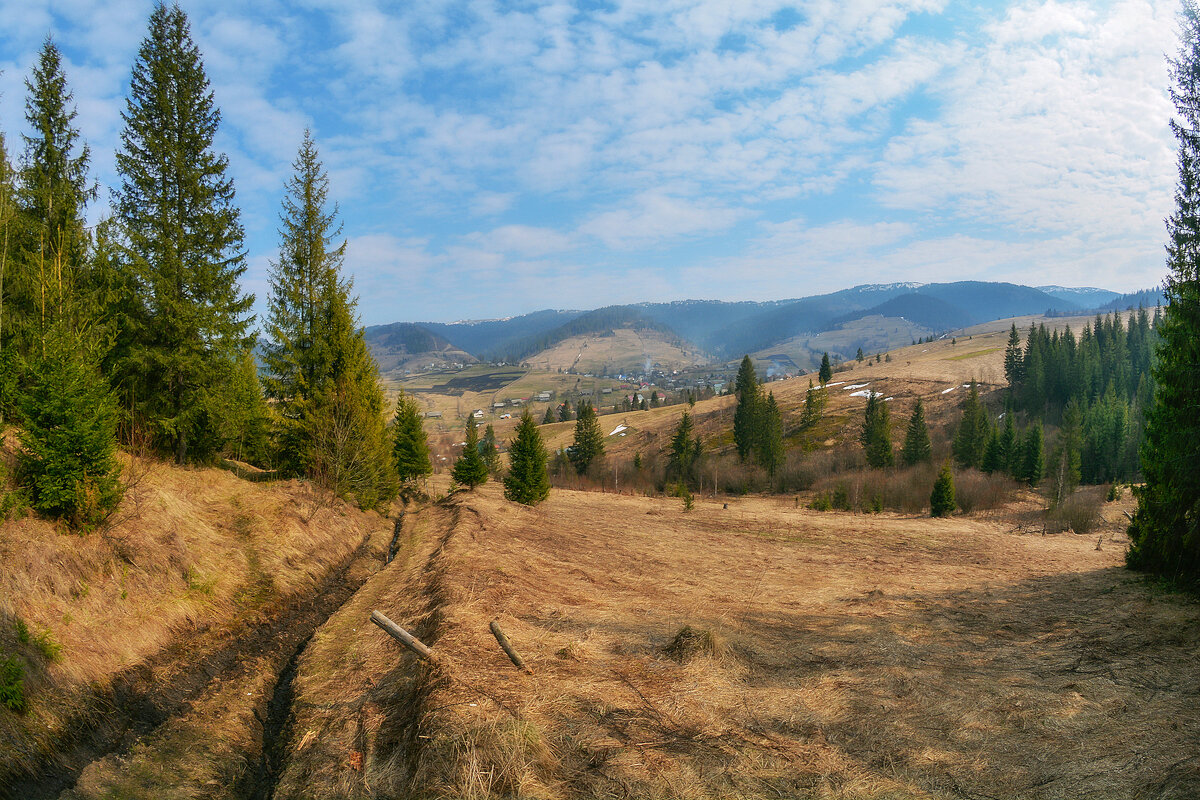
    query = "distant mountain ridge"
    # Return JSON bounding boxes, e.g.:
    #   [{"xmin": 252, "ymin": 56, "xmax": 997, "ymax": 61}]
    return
[{"xmin": 366, "ymin": 280, "xmax": 1142, "ymax": 371}]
